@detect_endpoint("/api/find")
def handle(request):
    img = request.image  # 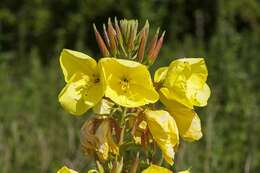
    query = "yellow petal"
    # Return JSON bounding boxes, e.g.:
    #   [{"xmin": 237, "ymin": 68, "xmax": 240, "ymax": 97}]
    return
[
  {"xmin": 58, "ymin": 72, "xmax": 104, "ymax": 116},
  {"xmin": 154, "ymin": 67, "xmax": 168, "ymax": 83},
  {"xmin": 141, "ymin": 164, "xmax": 172, "ymax": 173},
  {"xmin": 93, "ymin": 98, "xmax": 114, "ymax": 115},
  {"xmin": 163, "ymin": 59, "xmax": 189, "ymax": 89},
  {"xmin": 58, "ymin": 73, "xmax": 89, "ymax": 115},
  {"xmin": 160, "ymin": 93, "xmax": 202, "ymax": 141},
  {"xmin": 187, "ymin": 83, "xmax": 211, "ymax": 107},
  {"xmin": 99, "ymin": 58, "xmax": 159, "ymax": 107},
  {"xmin": 145, "ymin": 110, "xmax": 179, "ymax": 165},
  {"xmin": 57, "ymin": 166, "xmax": 78, "ymax": 173},
  {"xmin": 160, "ymin": 87, "xmax": 193, "ymax": 109},
  {"xmin": 60, "ymin": 49, "xmax": 97, "ymax": 82}
]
